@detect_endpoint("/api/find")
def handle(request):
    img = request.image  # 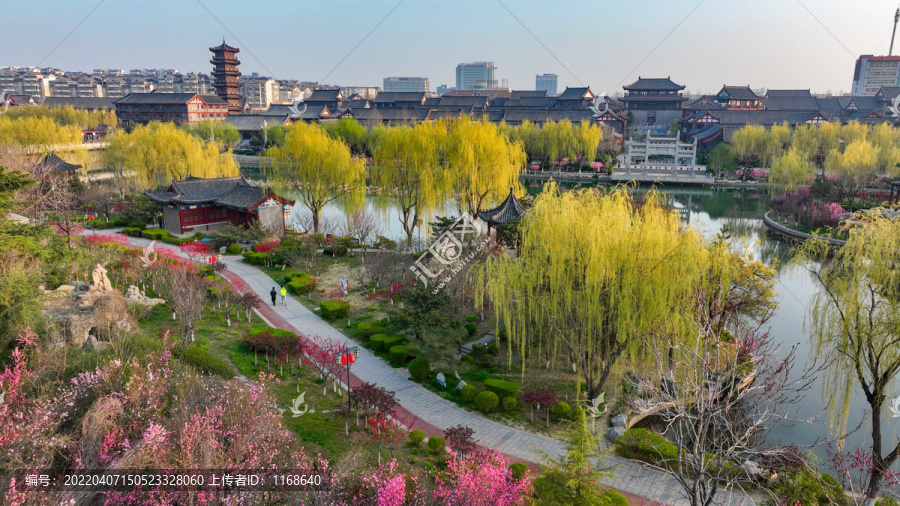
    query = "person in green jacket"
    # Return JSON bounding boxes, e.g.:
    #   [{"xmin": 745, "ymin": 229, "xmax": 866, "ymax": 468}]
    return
[{"xmin": 280, "ymin": 286, "xmax": 287, "ymax": 306}]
